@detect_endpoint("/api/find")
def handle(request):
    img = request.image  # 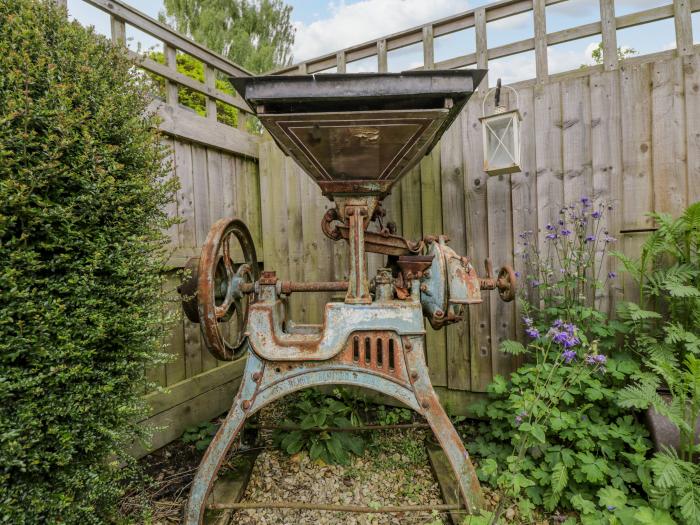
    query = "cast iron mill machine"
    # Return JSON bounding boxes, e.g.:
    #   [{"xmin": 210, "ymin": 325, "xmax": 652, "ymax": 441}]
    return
[{"xmin": 179, "ymin": 70, "xmax": 517, "ymax": 523}]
